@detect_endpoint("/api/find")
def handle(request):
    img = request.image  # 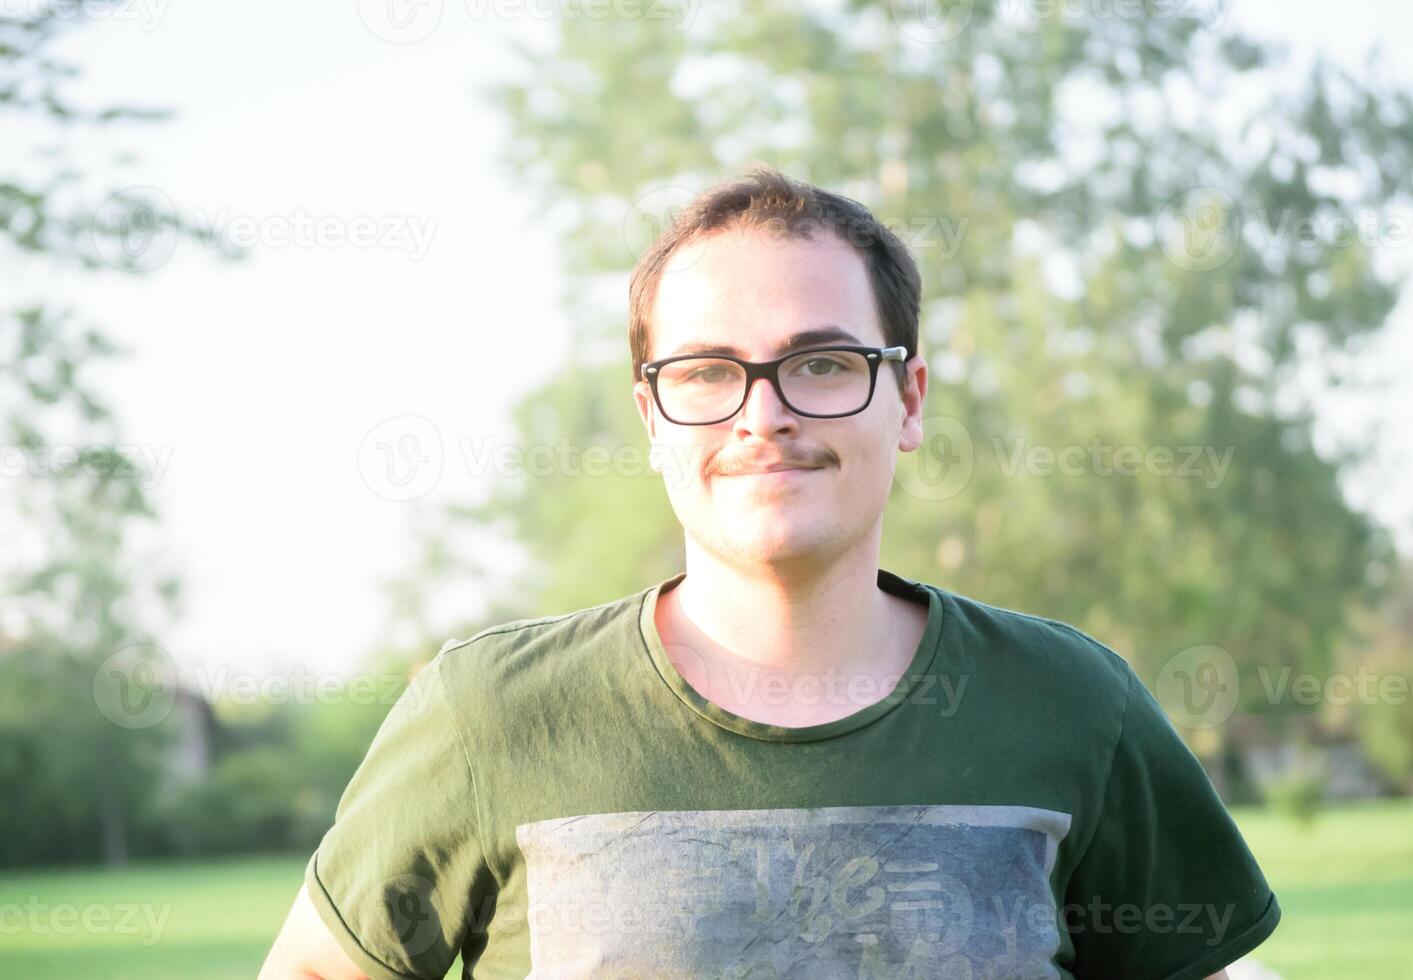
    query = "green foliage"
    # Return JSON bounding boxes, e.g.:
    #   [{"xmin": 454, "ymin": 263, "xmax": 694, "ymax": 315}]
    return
[
  {"xmin": 157, "ymin": 749, "xmax": 311, "ymax": 856},
  {"xmin": 1261, "ymin": 757, "xmax": 1328, "ymax": 827},
  {"xmin": 151, "ymin": 692, "xmax": 394, "ymax": 857},
  {"xmin": 0, "ymin": 651, "xmax": 168, "ymax": 868},
  {"xmin": 1323, "ymin": 562, "xmax": 1413, "ymax": 792},
  {"xmin": 1357, "ymin": 690, "xmax": 1413, "ymax": 792}
]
